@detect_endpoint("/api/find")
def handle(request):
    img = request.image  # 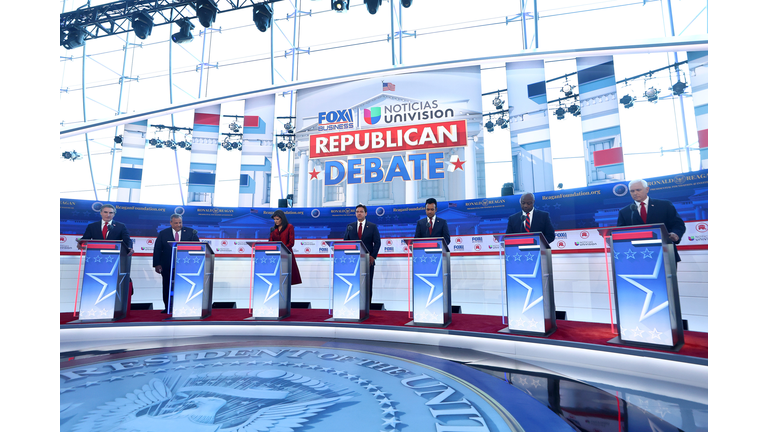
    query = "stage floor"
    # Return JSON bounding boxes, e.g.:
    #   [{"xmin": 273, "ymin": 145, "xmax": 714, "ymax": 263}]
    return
[{"xmin": 60, "ymin": 309, "xmax": 708, "ymax": 431}]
